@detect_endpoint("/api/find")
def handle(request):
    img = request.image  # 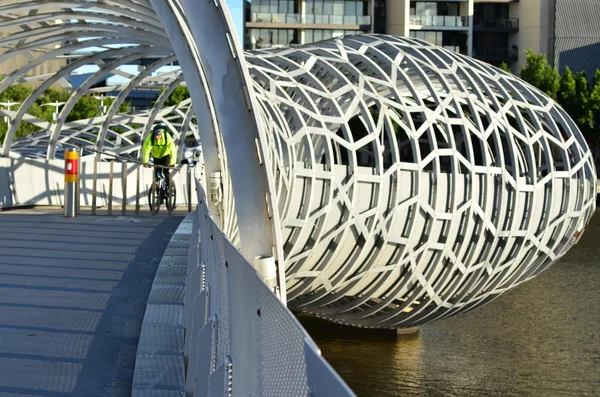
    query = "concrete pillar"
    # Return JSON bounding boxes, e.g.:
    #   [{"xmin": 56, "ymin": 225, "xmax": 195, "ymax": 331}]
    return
[
  {"xmin": 511, "ymin": 0, "xmax": 547, "ymax": 71},
  {"xmin": 467, "ymin": 0, "xmax": 474, "ymax": 57},
  {"xmin": 299, "ymin": 0, "xmax": 305, "ymax": 44},
  {"xmin": 387, "ymin": 0, "xmax": 410, "ymax": 37},
  {"xmin": 397, "ymin": 327, "xmax": 419, "ymax": 336}
]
